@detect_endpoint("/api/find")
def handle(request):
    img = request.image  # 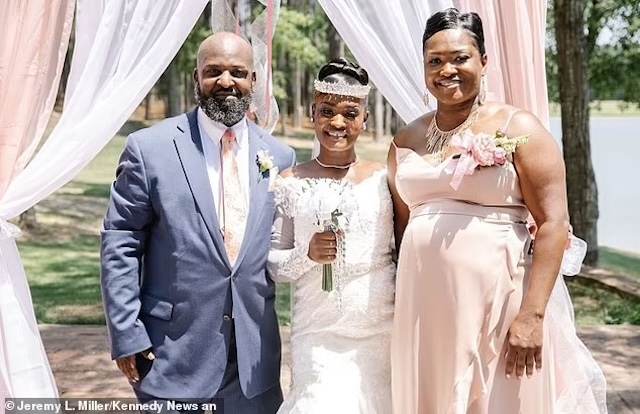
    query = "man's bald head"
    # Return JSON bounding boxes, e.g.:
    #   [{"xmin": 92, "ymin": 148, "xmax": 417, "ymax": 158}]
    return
[{"xmin": 196, "ymin": 32, "xmax": 253, "ymax": 72}]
